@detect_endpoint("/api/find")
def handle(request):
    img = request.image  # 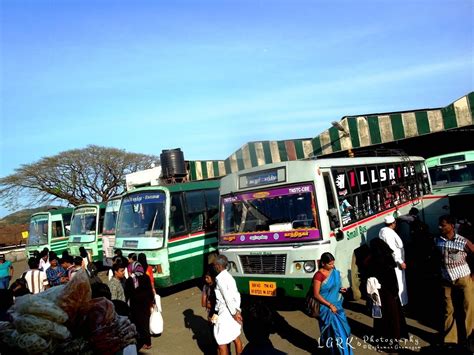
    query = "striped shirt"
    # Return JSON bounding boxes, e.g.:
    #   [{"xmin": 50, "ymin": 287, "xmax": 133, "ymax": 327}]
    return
[
  {"xmin": 436, "ymin": 234, "xmax": 471, "ymax": 282},
  {"xmin": 24, "ymin": 269, "xmax": 48, "ymax": 294}
]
